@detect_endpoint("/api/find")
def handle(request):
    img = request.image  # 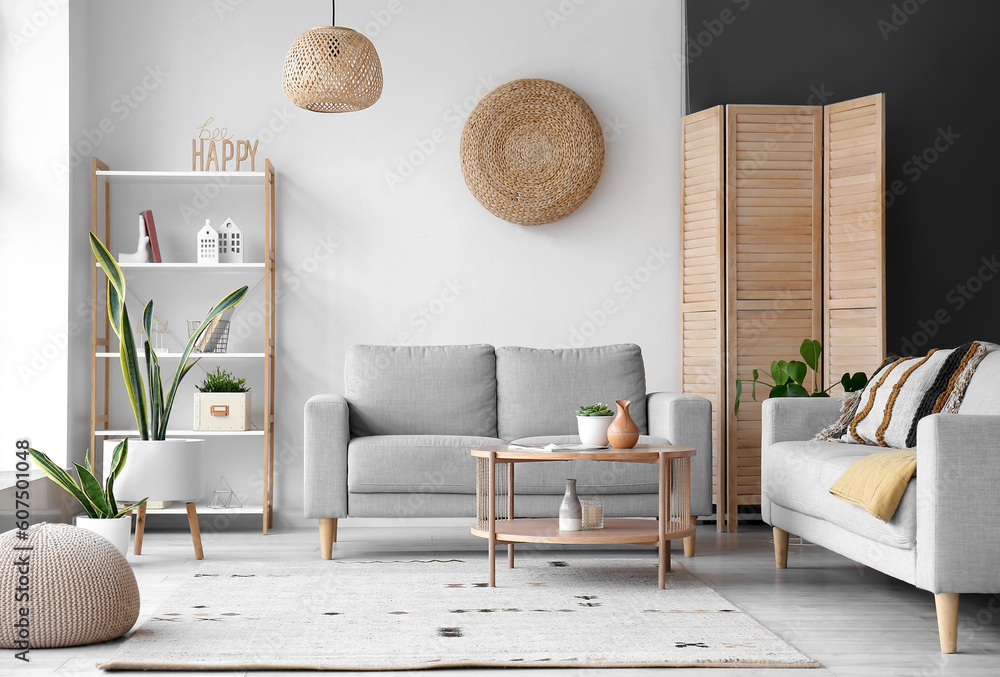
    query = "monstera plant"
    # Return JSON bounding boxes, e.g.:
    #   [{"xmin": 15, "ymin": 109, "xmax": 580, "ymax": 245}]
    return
[{"xmin": 734, "ymin": 339, "xmax": 868, "ymax": 415}]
